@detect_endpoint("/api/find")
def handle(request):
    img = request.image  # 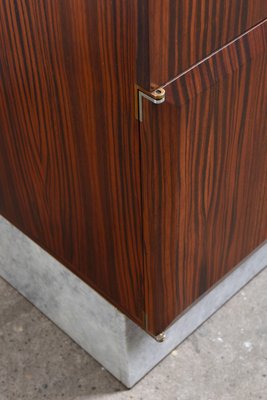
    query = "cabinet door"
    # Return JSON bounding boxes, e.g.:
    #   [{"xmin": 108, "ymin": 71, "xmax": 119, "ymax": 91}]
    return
[
  {"xmin": 138, "ymin": 0, "xmax": 267, "ymax": 90},
  {"xmin": 141, "ymin": 21, "xmax": 267, "ymax": 335}
]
